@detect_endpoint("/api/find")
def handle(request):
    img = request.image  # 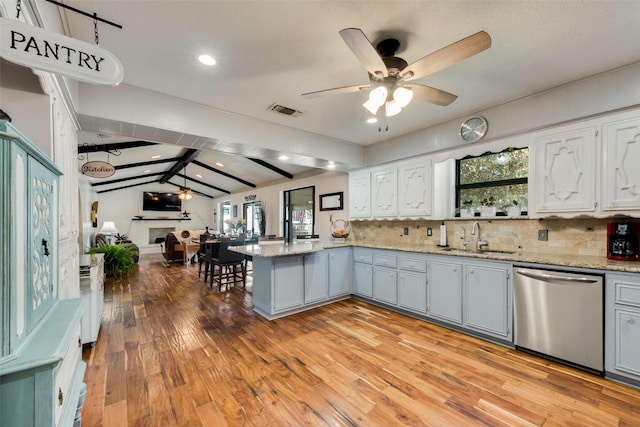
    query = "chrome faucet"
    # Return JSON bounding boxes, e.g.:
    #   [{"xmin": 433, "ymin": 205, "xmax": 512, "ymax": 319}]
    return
[
  {"xmin": 471, "ymin": 221, "xmax": 489, "ymax": 251},
  {"xmin": 460, "ymin": 226, "xmax": 469, "ymax": 250}
]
